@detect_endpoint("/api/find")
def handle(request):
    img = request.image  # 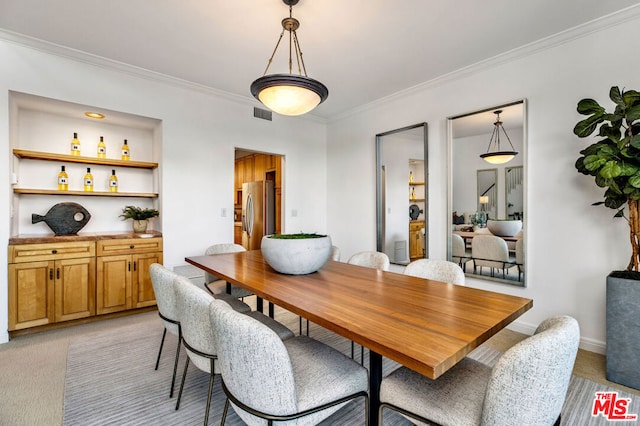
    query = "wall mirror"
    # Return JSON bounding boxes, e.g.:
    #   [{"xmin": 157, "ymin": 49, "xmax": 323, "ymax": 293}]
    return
[
  {"xmin": 376, "ymin": 123, "xmax": 428, "ymax": 265},
  {"xmin": 448, "ymin": 100, "xmax": 526, "ymax": 286}
]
